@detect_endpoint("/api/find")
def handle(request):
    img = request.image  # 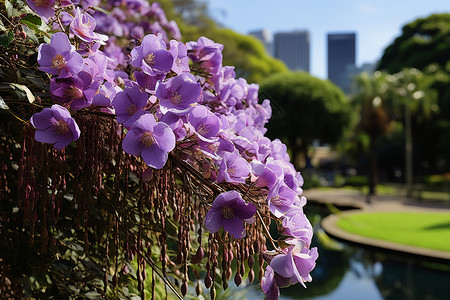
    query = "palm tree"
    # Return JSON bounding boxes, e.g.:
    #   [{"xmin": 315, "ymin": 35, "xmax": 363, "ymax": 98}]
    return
[{"xmin": 353, "ymin": 71, "xmax": 393, "ymax": 195}]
